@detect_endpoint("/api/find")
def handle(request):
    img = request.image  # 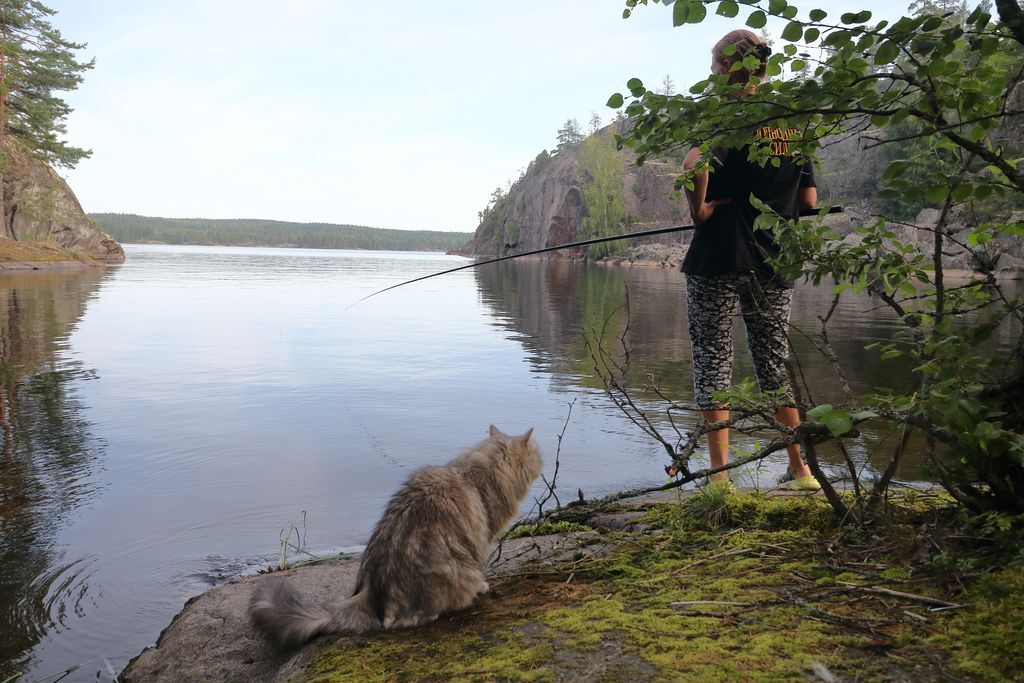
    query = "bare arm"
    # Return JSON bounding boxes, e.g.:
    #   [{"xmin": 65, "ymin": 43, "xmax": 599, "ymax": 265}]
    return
[
  {"xmin": 798, "ymin": 186, "xmax": 817, "ymax": 211},
  {"xmin": 683, "ymin": 147, "xmax": 729, "ymax": 225}
]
